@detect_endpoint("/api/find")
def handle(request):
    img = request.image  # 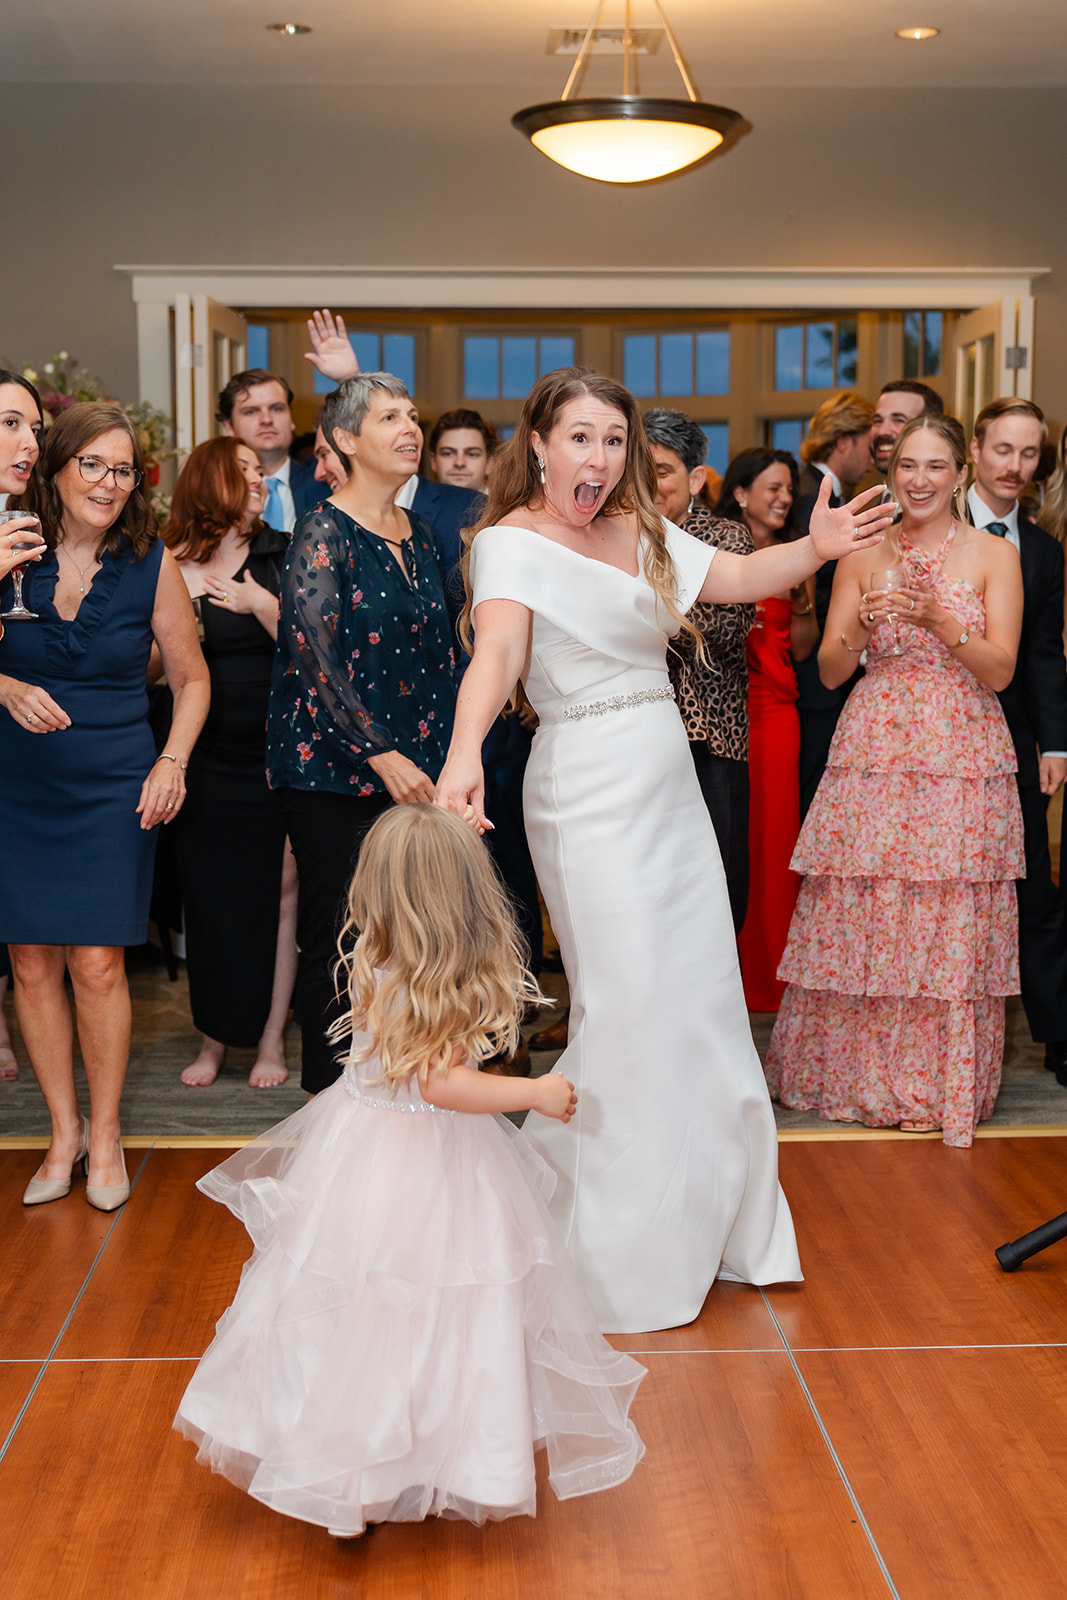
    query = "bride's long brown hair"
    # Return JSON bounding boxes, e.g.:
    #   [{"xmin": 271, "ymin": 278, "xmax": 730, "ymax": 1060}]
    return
[{"xmin": 459, "ymin": 368, "xmax": 701, "ymax": 652}]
